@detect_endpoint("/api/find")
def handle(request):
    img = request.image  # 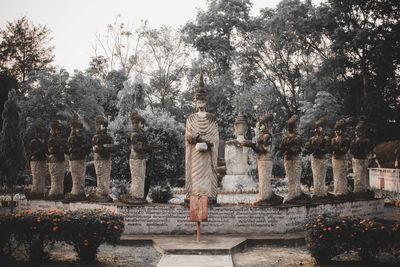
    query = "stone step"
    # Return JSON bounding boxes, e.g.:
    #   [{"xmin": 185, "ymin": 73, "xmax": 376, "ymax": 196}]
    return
[{"xmin": 157, "ymin": 255, "xmax": 233, "ymax": 267}]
